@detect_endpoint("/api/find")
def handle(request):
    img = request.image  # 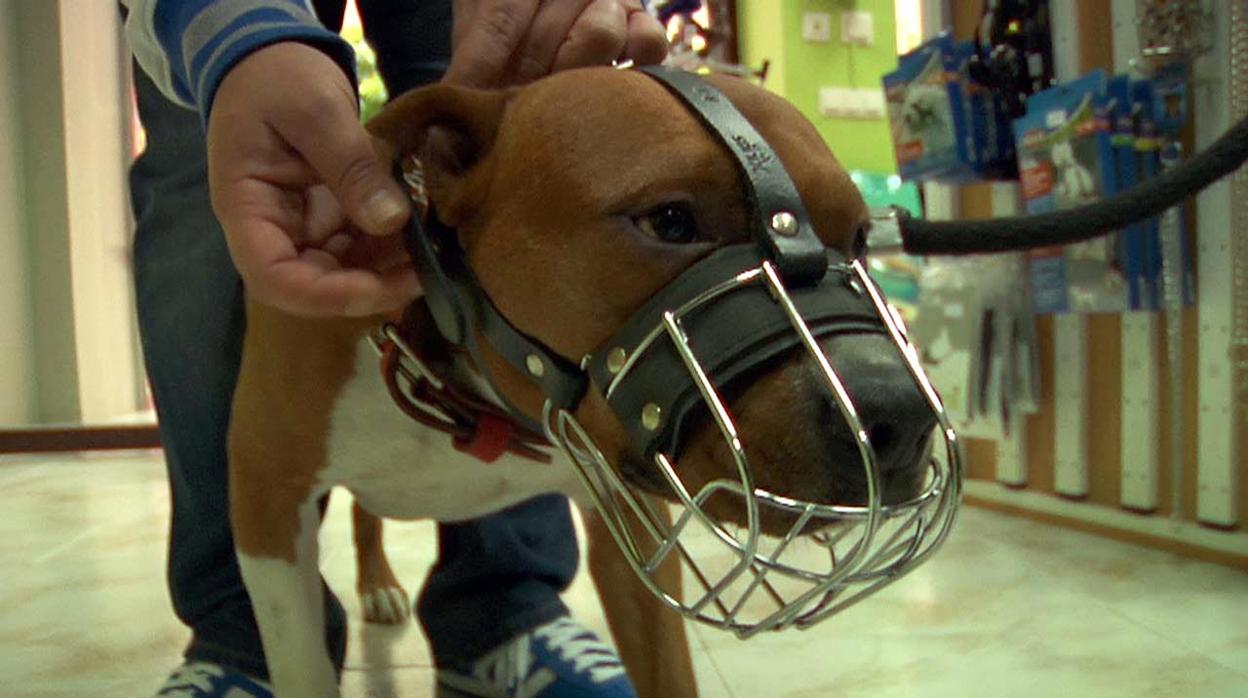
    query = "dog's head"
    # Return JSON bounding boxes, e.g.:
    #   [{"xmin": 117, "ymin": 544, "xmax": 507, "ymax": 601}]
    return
[{"xmin": 369, "ymin": 67, "xmax": 960, "ymax": 634}]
